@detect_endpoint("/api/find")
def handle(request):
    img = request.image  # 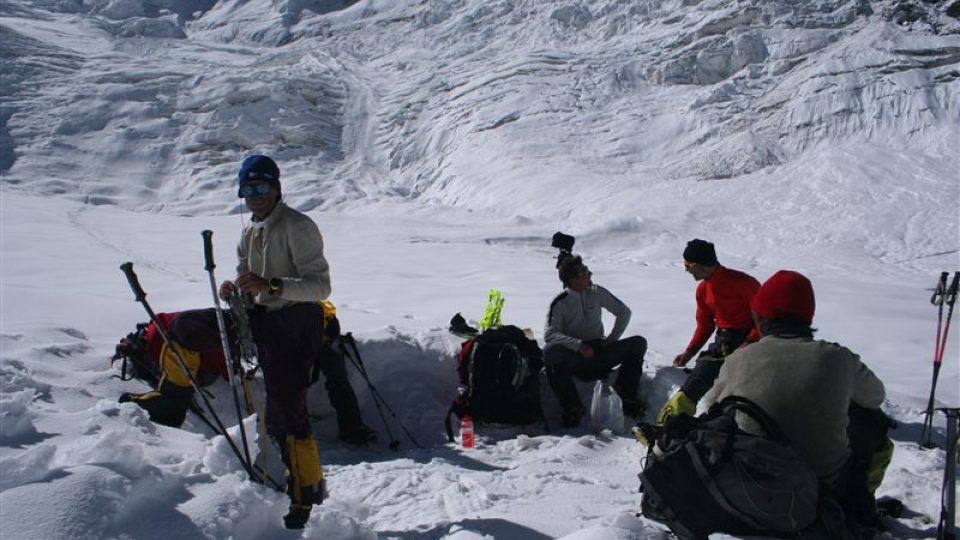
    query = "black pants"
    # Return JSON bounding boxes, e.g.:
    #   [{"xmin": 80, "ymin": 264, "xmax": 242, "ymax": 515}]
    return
[
  {"xmin": 837, "ymin": 405, "xmax": 895, "ymax": 527},
  {"xmin": 680, "ymin": 328, "xmax": 750, "ymax": 402},
  {"xmin": 544, "ymin": 336, "xmax": 647, "ymax": 415},
  {"xmin": 315, "ymin": 342, "xmax": 363, "ymax": 433},
  {"xmin": 170, "ymin": 303, "xmax": 324, "ymax": 438}
]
